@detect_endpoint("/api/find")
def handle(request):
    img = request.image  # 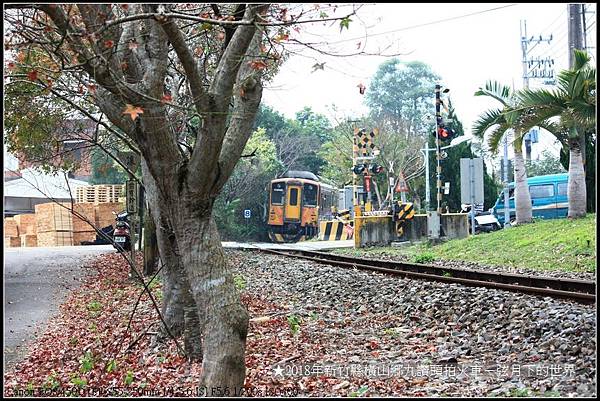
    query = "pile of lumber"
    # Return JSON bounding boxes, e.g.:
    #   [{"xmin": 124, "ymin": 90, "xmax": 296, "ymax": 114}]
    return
[
  {"xmin": 15, "ymin": 214, "xmax": 37, "ymax": 247},
  {"xmin": 35, "ymin": 203, "xmax": 73, "ymax": 247},
  {"xmin": 95, "ymin": 202, "xmax": 125, "ymax": 229},
  {"xmin": 76, "ymin": 185, "xmax": 124, "ymax": 204},
  {"xmin": 6, "ymin": 201, "xmax": 125, "ymax": 248},
  {"xmin": 4, "ymin": 217, "xmax": 20, "ymax": 248}
]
